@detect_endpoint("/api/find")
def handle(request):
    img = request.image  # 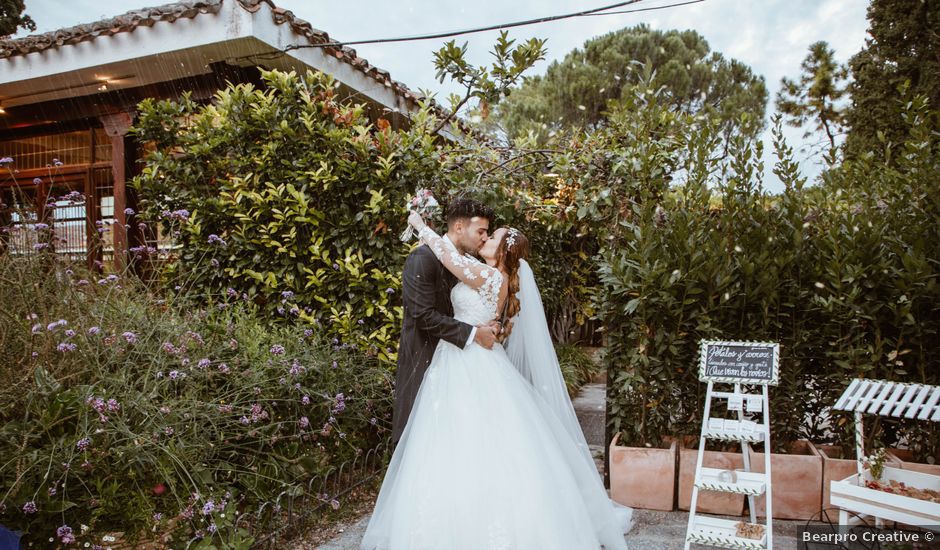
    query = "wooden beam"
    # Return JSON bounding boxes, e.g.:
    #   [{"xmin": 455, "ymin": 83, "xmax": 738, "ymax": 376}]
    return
[{"xmin": 100, "ymin": 112, "xmax": 134, "ymax": 272}]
